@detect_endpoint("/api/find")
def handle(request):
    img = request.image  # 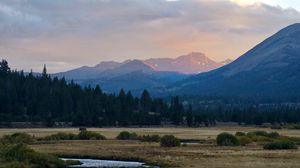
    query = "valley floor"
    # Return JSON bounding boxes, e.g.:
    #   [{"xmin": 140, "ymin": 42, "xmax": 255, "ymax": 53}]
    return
[
  {"xmin": 1, "ymin": 126, "xmax": 300, "ymax": 139},
  {"xmin": 31, "ymin": 140, "xmax": 300, "ymax": 168},
  {"xmin": 0, "ymin": 127, "xmax": 300, "ymax": 168}
]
